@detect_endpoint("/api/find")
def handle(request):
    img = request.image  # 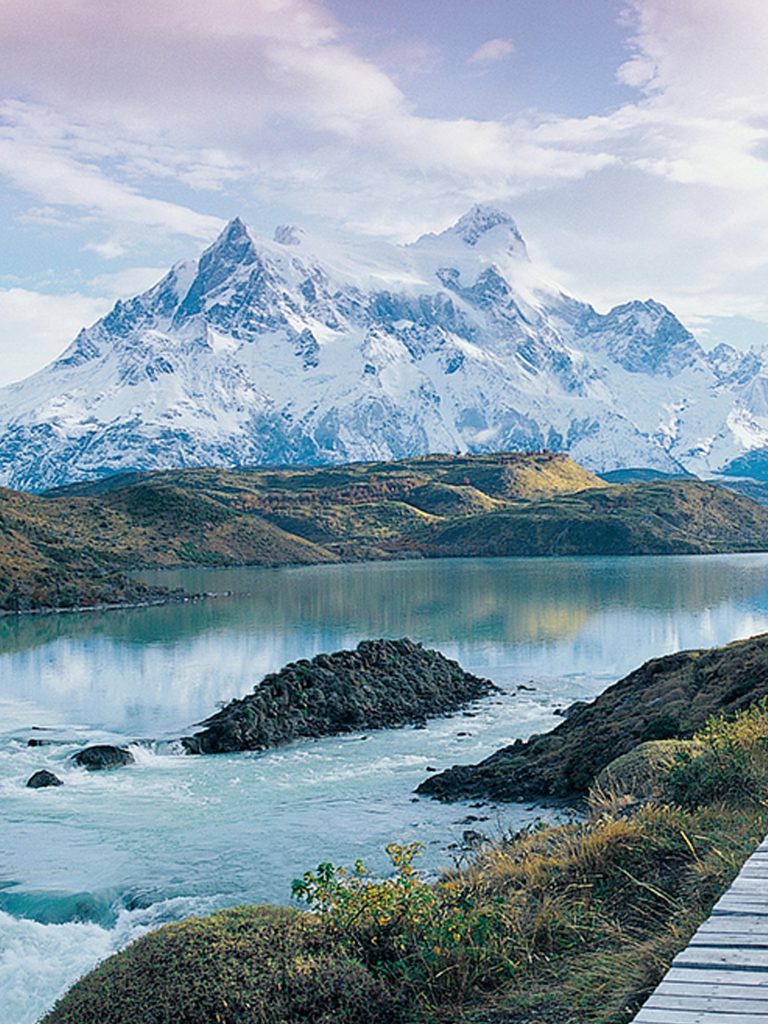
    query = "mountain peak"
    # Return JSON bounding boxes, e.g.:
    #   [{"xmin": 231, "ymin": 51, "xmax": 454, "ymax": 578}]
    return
[
  {"xmin": 202, "ymin": 216, "xmax": 256, "ymax": 267},
  {"xmin": 219, "ymin": 216, "xmax": 248, "ymax": 240},
  {"xmin": 452, "ymin": 204, "xmax": 525, "ymax": 249},
  {"xmin": 410, "ymin": 204, "xmax": 529, "ymax": 260}
]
